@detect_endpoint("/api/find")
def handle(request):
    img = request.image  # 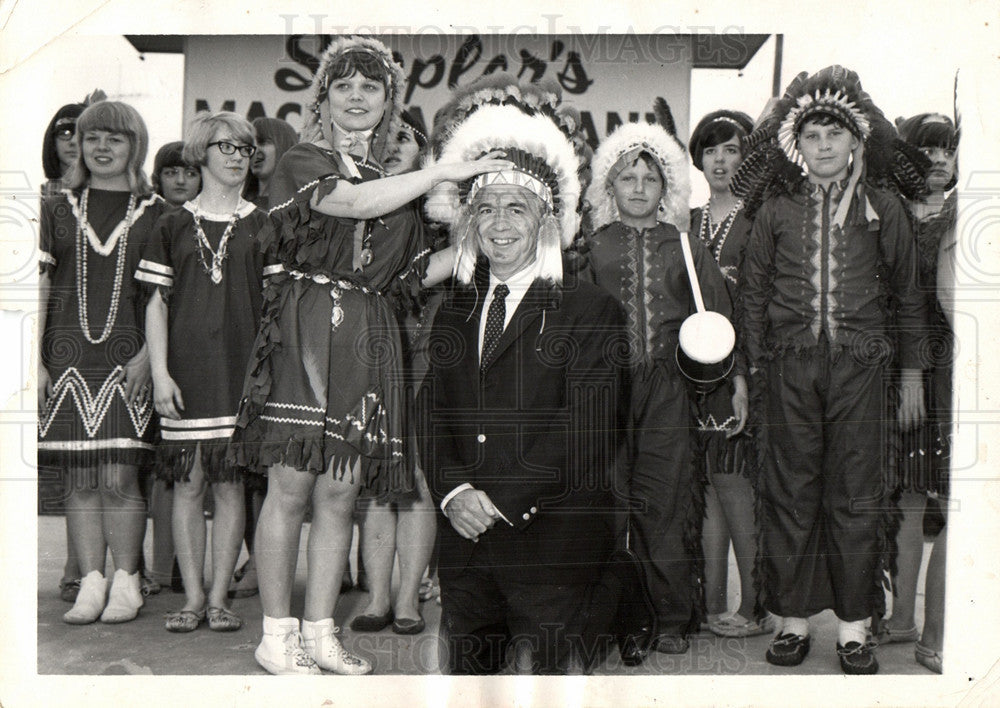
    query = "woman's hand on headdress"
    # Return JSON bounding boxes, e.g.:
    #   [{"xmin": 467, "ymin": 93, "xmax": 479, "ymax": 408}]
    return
[{"xmin": 434, "ymin": 150, "xmax": 514, "ymax": 183}]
